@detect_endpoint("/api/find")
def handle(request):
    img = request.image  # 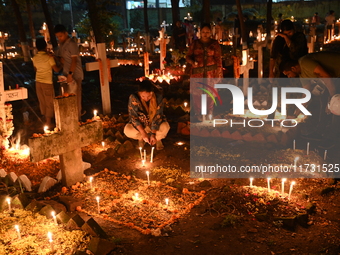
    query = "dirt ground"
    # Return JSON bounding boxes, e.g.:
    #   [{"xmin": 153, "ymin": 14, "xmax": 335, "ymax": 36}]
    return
[{"xmin": 3, "ymin": 59, "xmax": 340, "ymax": 255}]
